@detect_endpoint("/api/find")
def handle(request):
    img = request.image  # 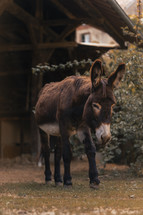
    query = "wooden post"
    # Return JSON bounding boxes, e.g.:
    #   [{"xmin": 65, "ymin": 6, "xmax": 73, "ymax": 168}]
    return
[
  {"xmin": 29, "ymin": 0, "xmax": 44, "ymax": 157},
  {"xmin": 0, "ymin": 121, "xmax": 2, "ymax": 159},
  {"xmin": 30, "ymin": 111, "xmax": 40, "ymax": 158},
  {"xmin": 20, "ymin": 119, "xmax": 24, "ymax": 155},
  {"xmin": 30, "ymin": 69, "xmax": 43, "ymax": 158}
]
